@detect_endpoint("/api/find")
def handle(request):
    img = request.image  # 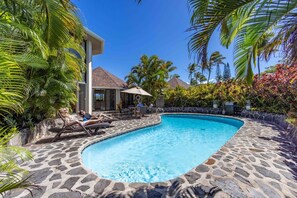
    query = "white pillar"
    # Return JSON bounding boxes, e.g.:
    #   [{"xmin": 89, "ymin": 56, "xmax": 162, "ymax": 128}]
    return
[
  {"xmin": 116, "ymin": 89, "xmax": 121, "ymax": 110},
  {"xmin": 86, "ymin": 40, "xmax": 93, "ymax": 114},
  {"xmin": 76, "ymin": 83, "xmax": 79, "ymax": 113}
]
